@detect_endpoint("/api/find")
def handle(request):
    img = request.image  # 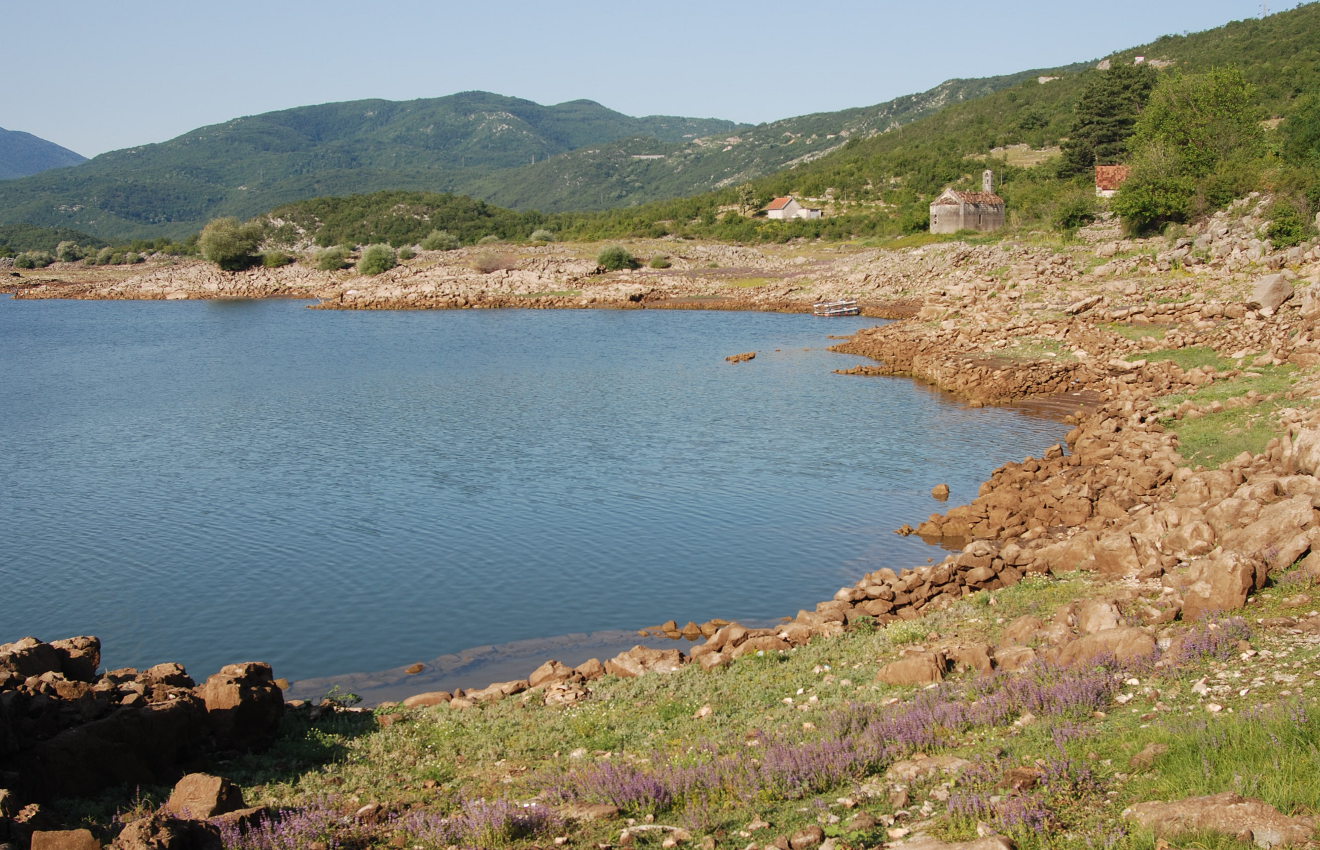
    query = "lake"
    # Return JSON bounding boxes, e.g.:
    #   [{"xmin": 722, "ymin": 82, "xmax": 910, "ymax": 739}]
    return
[{"xmin": 0, "ymin": 298, "xmax": 1067, "ymax": 689}]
